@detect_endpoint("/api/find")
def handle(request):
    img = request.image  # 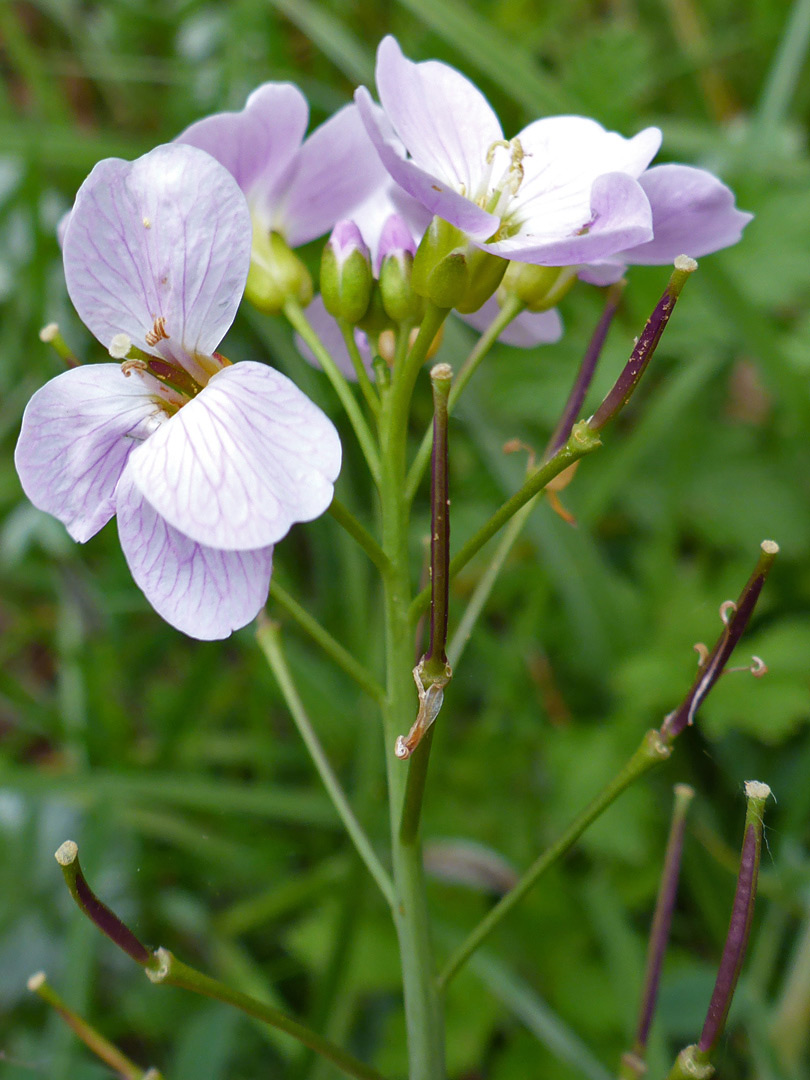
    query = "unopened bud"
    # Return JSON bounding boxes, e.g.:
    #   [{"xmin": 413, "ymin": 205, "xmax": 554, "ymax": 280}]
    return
[
  {"xmin": 378, "ymin": 214, "xmax": 423, "ymax": 322},
  {"xmin": 453, "ymin": 247, "xmax": 508, "ymax": 314},
  {"xmin": 499, "ymin": 262, "xmax": 577, "ymax": 312},
  {"xmin": 413, "ymin": 217, "xmax": 469, "ymax": 309},
  {"xmin": 245, "ymin": 225, "xmax": 313, "ymax": 314},
  {"xmin": 321, "ymin": 220, "xmax": 373, "ymax": 324}
]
